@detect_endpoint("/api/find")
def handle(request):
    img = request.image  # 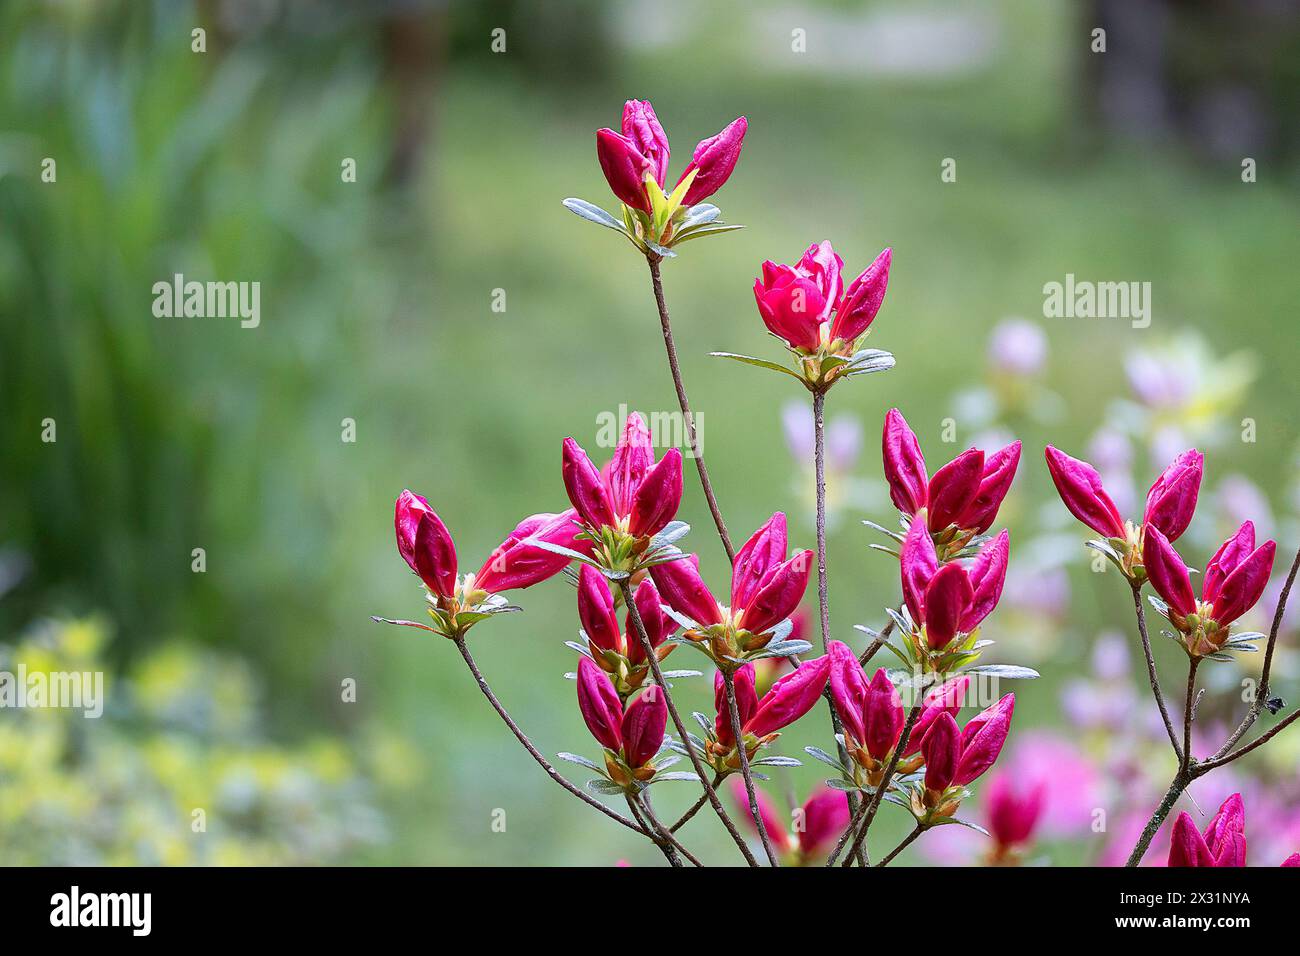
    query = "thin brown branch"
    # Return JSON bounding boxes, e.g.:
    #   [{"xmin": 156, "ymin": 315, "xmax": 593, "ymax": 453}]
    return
[
  {"xmin": 876, "ymin": 823, "xmax": 926, "ymax": 867},
  {"xmin": 1131, "ymin": 579, "xmax": 1183, "ymax": 761},
  {"xmin": 670, "ymin": 774, "xmax": 722, "ymax": 832},
  {"xmin": 723, "ymin": 670, "xmax": 779, "ymax": 866}
]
